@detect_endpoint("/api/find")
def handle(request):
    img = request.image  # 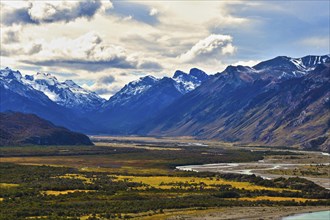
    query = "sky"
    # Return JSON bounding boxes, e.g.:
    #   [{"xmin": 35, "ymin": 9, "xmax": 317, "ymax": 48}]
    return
[{"xmin": 1, "ymin": 0, "xmax": 329, "ymax": 99}]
